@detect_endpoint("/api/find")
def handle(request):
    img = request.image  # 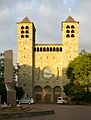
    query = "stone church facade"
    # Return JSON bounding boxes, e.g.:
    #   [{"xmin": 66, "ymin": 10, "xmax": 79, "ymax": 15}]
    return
[{"xmin": 17, "ymin": 16, "xmax": 79, "ymax": 103}]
